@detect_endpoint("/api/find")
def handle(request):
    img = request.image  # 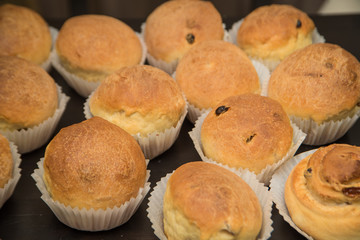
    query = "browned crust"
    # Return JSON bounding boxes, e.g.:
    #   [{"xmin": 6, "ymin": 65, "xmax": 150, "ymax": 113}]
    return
[
  {"xmin": 268, "ymin": 43, "xmax": 360, "ymax": 123},
  {"xmin": 43, "ymin": 117, "xmax": 146, "ymax": 210},
  {"xmin": 164, "ymin": 162, "xmax": 262, "ymax": 239},
  {"xmin": 201, "ymin": 94, "xmax": 293, "ymax": 174},
  {"xmin": 0, "ymin": 4, "xmax": 52, "ymax": 65},
  {"xmin": 0, "ymin": 56, "xmax": 58, "ymax": 130},
  {"xmin": 56, "ymin": 14, "xmax": 142, "ymax": 81},
  {"xmin": 0, "ymin": 134, "xmax": 12, "ymax": 188},
  {"xmin": 144, "ymin": 0, "xmax": 224, "ymax": 63},
  {"xmin": 176, "ymin": 40, "xmax": 260, "ymax": 109}
]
